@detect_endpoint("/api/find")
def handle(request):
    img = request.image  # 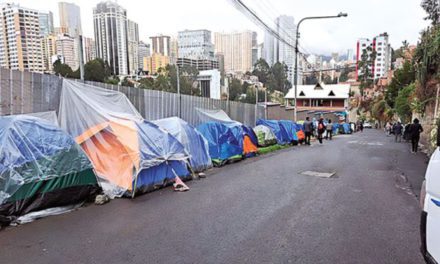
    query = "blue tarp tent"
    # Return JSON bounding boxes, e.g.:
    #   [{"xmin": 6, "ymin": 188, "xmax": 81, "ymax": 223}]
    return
[
  {"xmin": 153, "ymin": 117, "xmax": 212, "ymax": 172},
  {"xmin": 196, "ymin": 122, "xmax": 242, "ymax": 165},
  {"xmin": 256, "ymin": 119, "xmax": 290, "ymax": 145},
  {"xmin": 0, "ymin": 115, "xmax": 98, "ymax": 225},
  {"xmin": 341, "ymin": 123, "xmax": 351, "ymax": 134},
  {"xmin": 225, "ymin": 123, "xmax": 258, "ymax": 157},
  {"xmin": 332, "ymin": 123, "xmax": 340, "ymax": 134},
  {"xmin": 278, "ymin": 120, "xmax": 298, "ymax": 142}
]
